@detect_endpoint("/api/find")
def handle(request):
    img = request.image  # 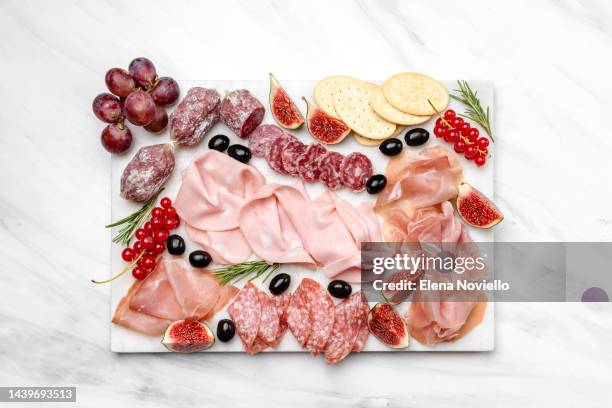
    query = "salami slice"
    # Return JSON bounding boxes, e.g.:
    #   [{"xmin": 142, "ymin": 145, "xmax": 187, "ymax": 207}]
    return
[
  {"xmin": 281, "ymin": 139, "xmax": 307, "ymax": 176},
  {"xmin": 324, "ymin": 291, "xmax": 365, "ymax": 364},
  {"xmin": 266, "ymin": 134, "xmax": 294, "ymax": 175},
  {"xmin": 256, "ymin": 290, "xmax": 280, "ymax": 345},
  {"xmin": 302, "ymin": 279, "xmax": 335, "ymax": 356},
  {"xmin": 317, "ymin": 151, "xmax": 344, "ymax": 191},
  {"xmin": 287, "ymin": 285, "xmax": 311, "ymax": 347},
  {"xmin": 227, "ymin": 283, "xmax": 261, "ymax": 350},
  {"xmin": 219, "ymin": 89, "xmax": 265, "ymax": 138},
  {"xmin": 297, "ymin": 143, "xmax": 328, "ymax": 182},
  {"xmin": 352, "ymin": 300, "xmax": 371, "ymax": 352},
  {"xmin": 340, "ymin": 152, "xmax": 373, "ymax": 192},
  {"xmin": 248, "ymin": 124, "xmax": 284, "ymax": 157},
  {"xmin": 269, "ymin": 293, "xmax": 291, "ymax": 348}
]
